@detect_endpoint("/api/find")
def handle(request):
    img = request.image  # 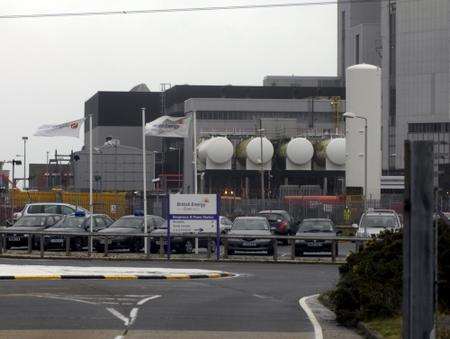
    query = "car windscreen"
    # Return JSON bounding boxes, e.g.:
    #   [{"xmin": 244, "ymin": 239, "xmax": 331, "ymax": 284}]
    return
[
  {"xmin": 52, "ymin": 216, "xmax": 87, "ymax": 229},
  {"xmin": 110, "ymin": 217, "xmax": 143, "ymax": 228},
  {"xmin": 259, "ymin": 213, "xmax": 285, "ymax": 221},
  {"xmin": 14, "ymin": 216, "xmax": 47, "ymax": 227},
  {"xmin": 232, "ymin": 219, "xmax": 269, "ymax": 231},
  {"xmin": 299, "ymin": 220, "xmax": 333, "ymax": 232},
  {"xmin": 361, "ymin": 215, "xmax": 398, "ymax": 228}
]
